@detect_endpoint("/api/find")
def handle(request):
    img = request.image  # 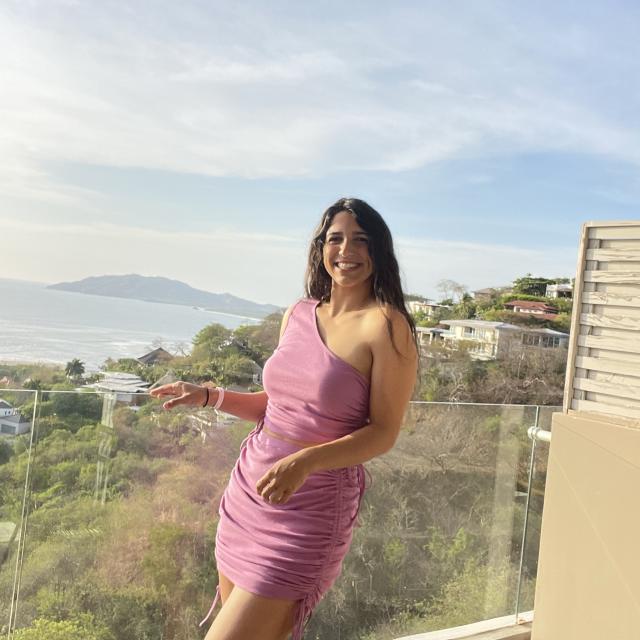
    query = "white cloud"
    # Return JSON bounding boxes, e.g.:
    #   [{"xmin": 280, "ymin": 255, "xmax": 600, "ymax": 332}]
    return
[{"xmin": 1, "ymin": 0, "xmax": 639, "ymax": 200}]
